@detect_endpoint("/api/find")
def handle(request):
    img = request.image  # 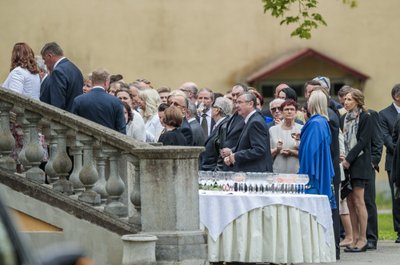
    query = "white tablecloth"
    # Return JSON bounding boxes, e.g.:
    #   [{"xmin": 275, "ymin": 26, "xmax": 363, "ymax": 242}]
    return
[{"xmin": 199, "ymin": 191, "xmax": 336, "ymax": 263}]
